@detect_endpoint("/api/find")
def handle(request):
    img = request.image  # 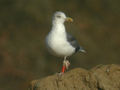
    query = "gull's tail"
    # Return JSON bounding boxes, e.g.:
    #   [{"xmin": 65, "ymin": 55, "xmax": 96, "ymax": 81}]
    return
[{"xmin": 79, "ymin": 46, "xmax": 86, "ymax": 53}]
